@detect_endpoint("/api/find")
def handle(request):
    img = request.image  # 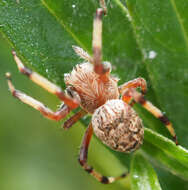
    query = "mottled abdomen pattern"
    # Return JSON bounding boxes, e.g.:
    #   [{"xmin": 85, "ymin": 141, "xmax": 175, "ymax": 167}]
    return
[{"xmin": 92, "ymin": 99, "xmax": 144, "ymax": 153}]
